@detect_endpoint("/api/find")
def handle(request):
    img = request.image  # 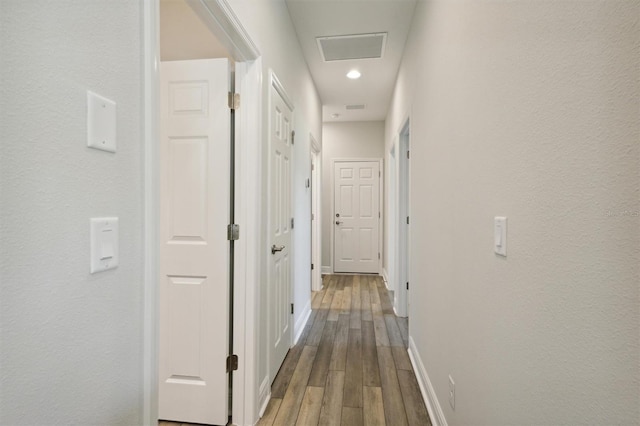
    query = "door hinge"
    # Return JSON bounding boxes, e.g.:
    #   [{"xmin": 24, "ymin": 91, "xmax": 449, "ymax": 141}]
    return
[
  {"xmin": 291, "ymin": 303, "xmax": 294, "ymax": 314},
  {"xmin": 378, "ymin": 212, "xmax": 381, "ymax": 218},
  {"xmin": 407, "ymin": 150, "xmax": 410, "ymax": 159},
  {"xmin": 312, "ymin": 213, "xmax": 315, "ymax": 220},
  {"xmin": 228, "ymin": 92, "xmax": 240, "ymax": 110},
  {"xmin": 311, "ymin": 263, "xmax": 314, "ymax": 270},
  {"xmin": 311, "ymin": 163, "xmax": 315, "ymax": 171},
  {"xmin": 379, "ymin": 171, "xmax": 381, "ymax": 177},
  {"xmin": 378, "ymin": 252, "xmax": 381, "ymax": 260},
  {"xmin": 406, "ymin": 216, "xmax": 410, "ymax": 225},
  {"xmin": 227, "ymin": 224, "xmax": 240, "ymax": 240},
  {"xmin": 226, "ymin": 354, "xmax": 238, "ymax": 372},
  {"xmin": 291, "ymin": 218, "xmax": 295, "ymax": 229},
  {"xmin": 291, "ymin": 130, "xmax": 295, "ymax": 145},
  {"xmin": 406, "ymin": 282, "xmax": 409, "ymax": 290}
]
